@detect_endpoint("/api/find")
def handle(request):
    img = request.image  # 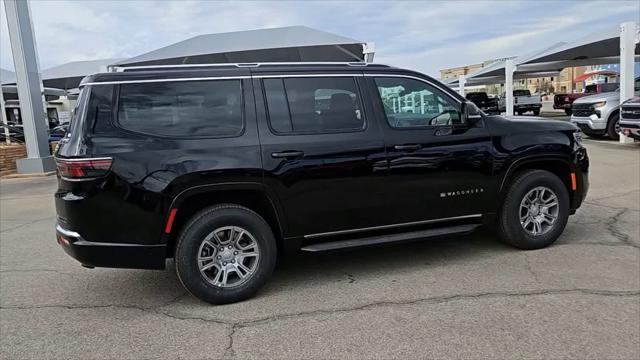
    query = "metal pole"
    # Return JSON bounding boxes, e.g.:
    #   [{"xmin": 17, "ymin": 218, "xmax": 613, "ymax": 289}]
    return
[
  {"xmin": 619, "ymin": 21, "xmax": 636, "ymax": 144},
  {"xmin": 505, "ymin": 59, "xmax": 515, "ymax": 116},
  {"xmin": 458, "ymin": 75, "xmax": 466, "ymax": 97},
  {"xmin": 363, "ymin": 42, "xmax": 375, "ymax": 63},
  {"xmin": 4, "ymin": 0, "xmax": 54, "ymax": 172},
  {"xmin": 0, "ymin": 84, "xmax": 9, "ymax": 144}
]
